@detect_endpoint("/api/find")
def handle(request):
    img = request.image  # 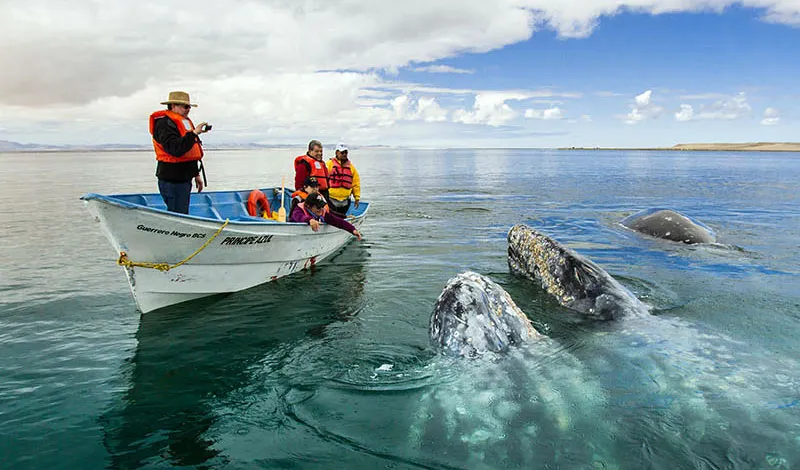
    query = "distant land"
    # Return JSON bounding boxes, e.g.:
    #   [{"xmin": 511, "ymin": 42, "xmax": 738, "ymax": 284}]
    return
[
  {"xmin": 2, "ymin": 139, "xmax": 799, "ymax": 153},
  {"xmin": 0, "ymin": 140, "xmax": 300, "ymax": 152},
  {"xmin": 559, "ymin": 142, "xmax": 800, "ymax": 152},
  {"xmin": 0, "ymin": 140, "xmax": 392, "ymax": 152}
]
